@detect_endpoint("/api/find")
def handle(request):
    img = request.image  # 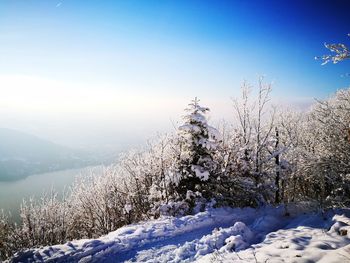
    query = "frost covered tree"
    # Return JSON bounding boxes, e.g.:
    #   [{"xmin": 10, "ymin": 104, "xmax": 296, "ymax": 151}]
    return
[
  {"xmin": 228, "ymin": 78, "xmax": 276, "ymax": 205},
  {"xmin": 317, "ymin": 34, "xmax": 350, "ymax": 65},
  {"xmin": 172, "ymin": 98, "xmax": 219, "ymax": 207},
  {"xmin": 311, "ymin": 34, "xmax": 350, "ymax": 207},
  {"xmin": 270, "ymin": 110, "xmax": 304, "ymax": 204},
  {"xmin": 308, "ymin": 89, "xmax": 350, "ymax": 207},
  {"xmin": 252, "ymin": 78, "xmax": 275, "ymax": 188}
]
